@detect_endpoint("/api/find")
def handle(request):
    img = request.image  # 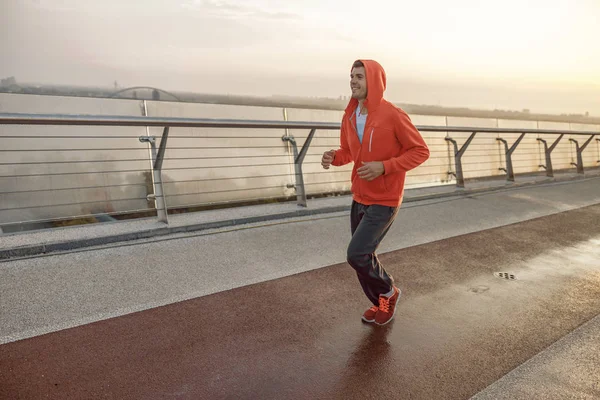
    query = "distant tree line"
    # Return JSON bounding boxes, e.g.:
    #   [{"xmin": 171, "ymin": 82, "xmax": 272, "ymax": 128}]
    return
[{"xmin": 0, "ymin": 77, "xmax": 597, "ymax": 125}]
